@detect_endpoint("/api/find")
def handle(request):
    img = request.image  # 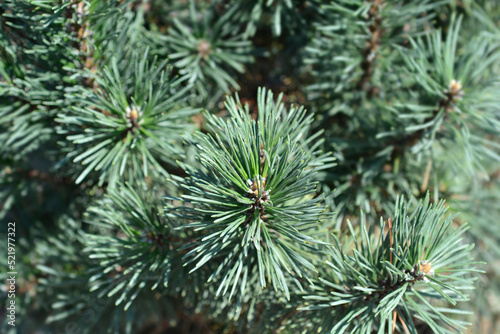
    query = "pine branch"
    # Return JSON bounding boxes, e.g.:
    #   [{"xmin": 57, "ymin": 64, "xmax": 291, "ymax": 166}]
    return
[
  {"xmin": 83, "ymin": 184, "xmax": 185, "ymax": 311},
  {"xmin": 159, "ymin": 1, "xmax": 253, "ymax": 97},
  {"xmin": 386, "ymin": 15, "xmax": 500, "ymax": 176},
  {"xmin": 167, "ymin": 88, "xmax": 335, "ymax": 300},
  {"xmin": 56, "ymin": 49, "xmax": 198, "ymax": 187},
  {"xmin": 293, "ymin": 195, "xmax": 481, "ymax": 334}
]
